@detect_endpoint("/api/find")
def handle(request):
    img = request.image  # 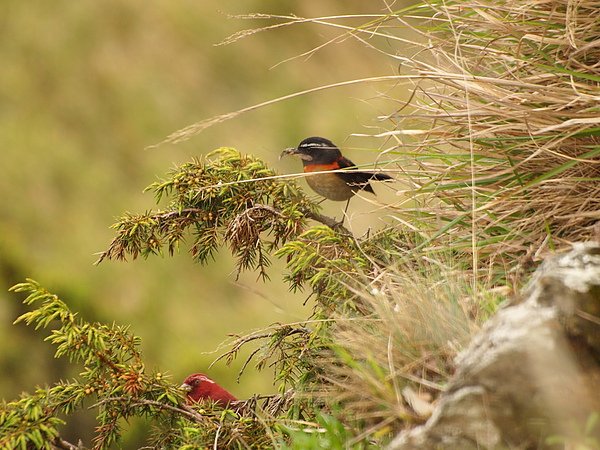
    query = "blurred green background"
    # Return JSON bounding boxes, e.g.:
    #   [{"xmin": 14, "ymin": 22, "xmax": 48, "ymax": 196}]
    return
[{"xmin": 0, "ymin": 0, "xmax": 408, "ymax": 446}]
